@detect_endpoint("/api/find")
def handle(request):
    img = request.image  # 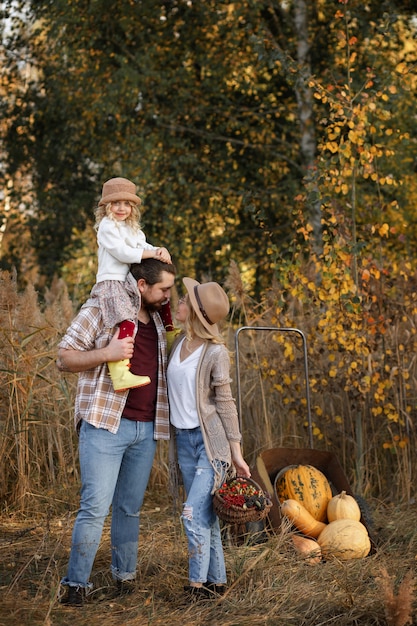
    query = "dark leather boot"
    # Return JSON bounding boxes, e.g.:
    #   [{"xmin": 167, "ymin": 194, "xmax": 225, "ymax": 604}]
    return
[
  {"xmin": 116, "ymin": 579, "xmax": 136, "ymax": 596},
  {"xmin": 204, "ymin": 582, "xmax": 227, "ymax": 596},
  {"xmin": 59, "ymin": 586, "xmax": 85, "ymax": 607},
  {"xmin": 184, "ymin": 585, "xmax": 211, "ymax": 601}
]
